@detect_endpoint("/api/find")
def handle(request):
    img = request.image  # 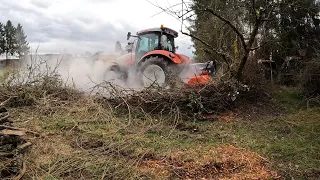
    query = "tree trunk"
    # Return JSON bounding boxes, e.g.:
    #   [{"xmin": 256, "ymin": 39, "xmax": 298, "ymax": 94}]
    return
[{"xmin": 235, "ymin": 14, "xmax": 263, "ymax": 81}]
